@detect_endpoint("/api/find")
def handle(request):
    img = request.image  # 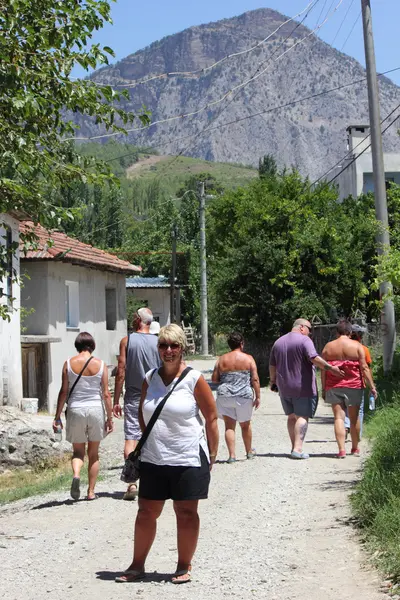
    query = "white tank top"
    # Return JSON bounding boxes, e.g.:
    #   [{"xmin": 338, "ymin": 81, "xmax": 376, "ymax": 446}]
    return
[
  {"xmin": 140, "ymin": 368, "xmax": 210, "ymax": 467},
  {"xmin": 67, "ymin": 359, "xmax": 104, "ymax": 409}
]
